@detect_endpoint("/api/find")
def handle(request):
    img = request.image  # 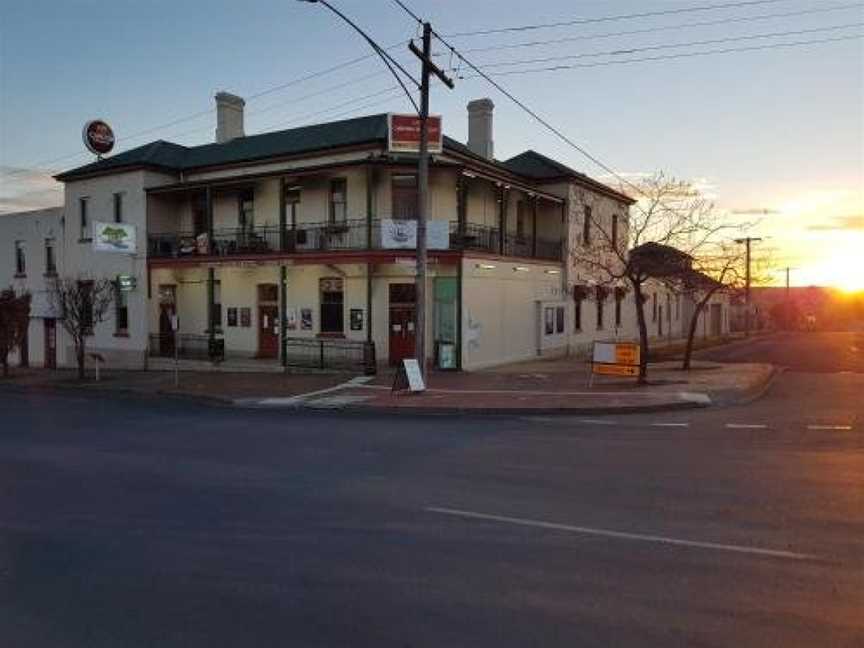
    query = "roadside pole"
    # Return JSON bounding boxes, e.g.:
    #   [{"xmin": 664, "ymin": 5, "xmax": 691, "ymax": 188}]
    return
[
  {"xmin": 410, "ymin": 23, "xmax": 453, "ymax": 378},
  {"xmin": 735, "ymin": 236, "xmax": 761, "ymax": 337}
]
